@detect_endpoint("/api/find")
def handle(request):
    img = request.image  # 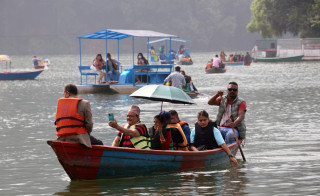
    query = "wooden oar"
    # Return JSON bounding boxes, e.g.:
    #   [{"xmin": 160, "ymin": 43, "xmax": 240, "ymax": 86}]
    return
[{"xmin": 221, "ymin": 96, "xmax": 246, "ymax": 162}]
